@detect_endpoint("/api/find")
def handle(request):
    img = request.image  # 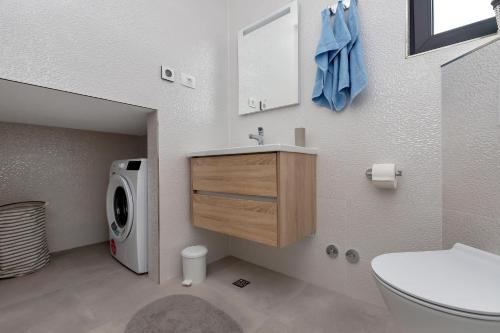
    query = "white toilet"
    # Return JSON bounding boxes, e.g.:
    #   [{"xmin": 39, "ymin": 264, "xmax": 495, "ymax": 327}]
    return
[{"xmin": 371, "ymin": 244, "xmax": 500, "ymax": 333}]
